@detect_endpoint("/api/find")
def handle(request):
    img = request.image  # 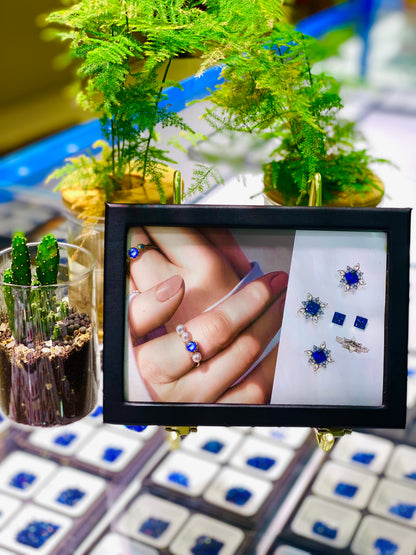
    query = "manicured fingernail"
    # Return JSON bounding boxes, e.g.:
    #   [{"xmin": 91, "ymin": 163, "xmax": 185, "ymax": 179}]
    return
[
  {"xmin": 269, "ymin": 271, "xmax": 289, "ymax": 296},
  {"xmin": 155, "ymin": 274, "xmax": 183, "ymax": 302}
]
